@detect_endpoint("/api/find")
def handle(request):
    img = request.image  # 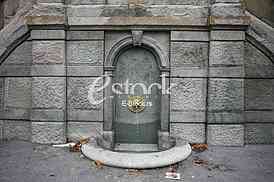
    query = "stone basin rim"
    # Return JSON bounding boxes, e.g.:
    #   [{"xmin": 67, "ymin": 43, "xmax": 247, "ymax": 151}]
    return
[{"xmin": 81, "ymin": 139, "xmax": 192, "ymax": 169}]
